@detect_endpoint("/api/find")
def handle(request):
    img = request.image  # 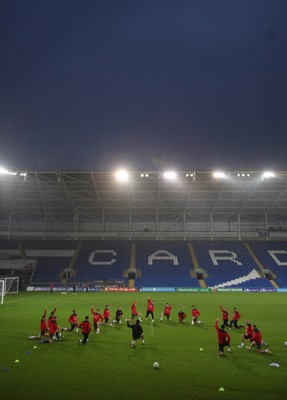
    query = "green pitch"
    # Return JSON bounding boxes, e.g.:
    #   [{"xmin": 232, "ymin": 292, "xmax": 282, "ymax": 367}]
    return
[{"xmin": 1, "ymin": 291, "xmax": 286, "ymax": 400}]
